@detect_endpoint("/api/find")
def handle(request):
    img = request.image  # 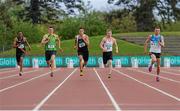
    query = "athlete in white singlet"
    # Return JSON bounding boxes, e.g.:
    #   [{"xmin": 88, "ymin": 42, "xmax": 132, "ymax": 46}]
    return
[{"xmin": 100, "ymin": 29, "xmax": 118, "ymax": 78}]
